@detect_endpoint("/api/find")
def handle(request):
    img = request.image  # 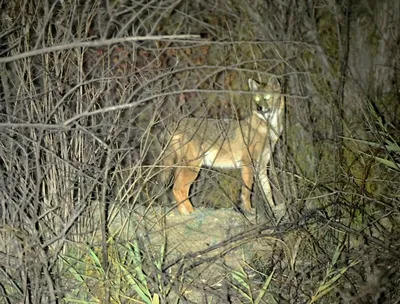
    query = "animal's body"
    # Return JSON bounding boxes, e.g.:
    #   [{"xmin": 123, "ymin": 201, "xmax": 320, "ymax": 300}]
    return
[{"xmin": 162, "ymin": 78, "xmax": 285, "ymax": 214}]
